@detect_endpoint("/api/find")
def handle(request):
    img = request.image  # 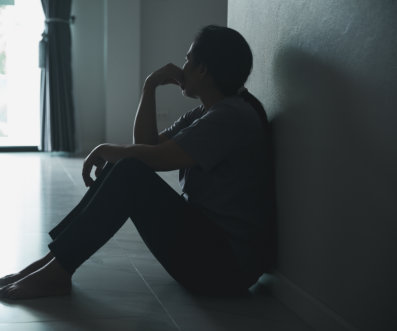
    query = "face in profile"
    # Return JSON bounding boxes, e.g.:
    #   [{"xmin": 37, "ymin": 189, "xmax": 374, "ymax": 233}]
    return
[{"xmin": 181, "ymin": 43, "xmax": 200, "ymax": 99}]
